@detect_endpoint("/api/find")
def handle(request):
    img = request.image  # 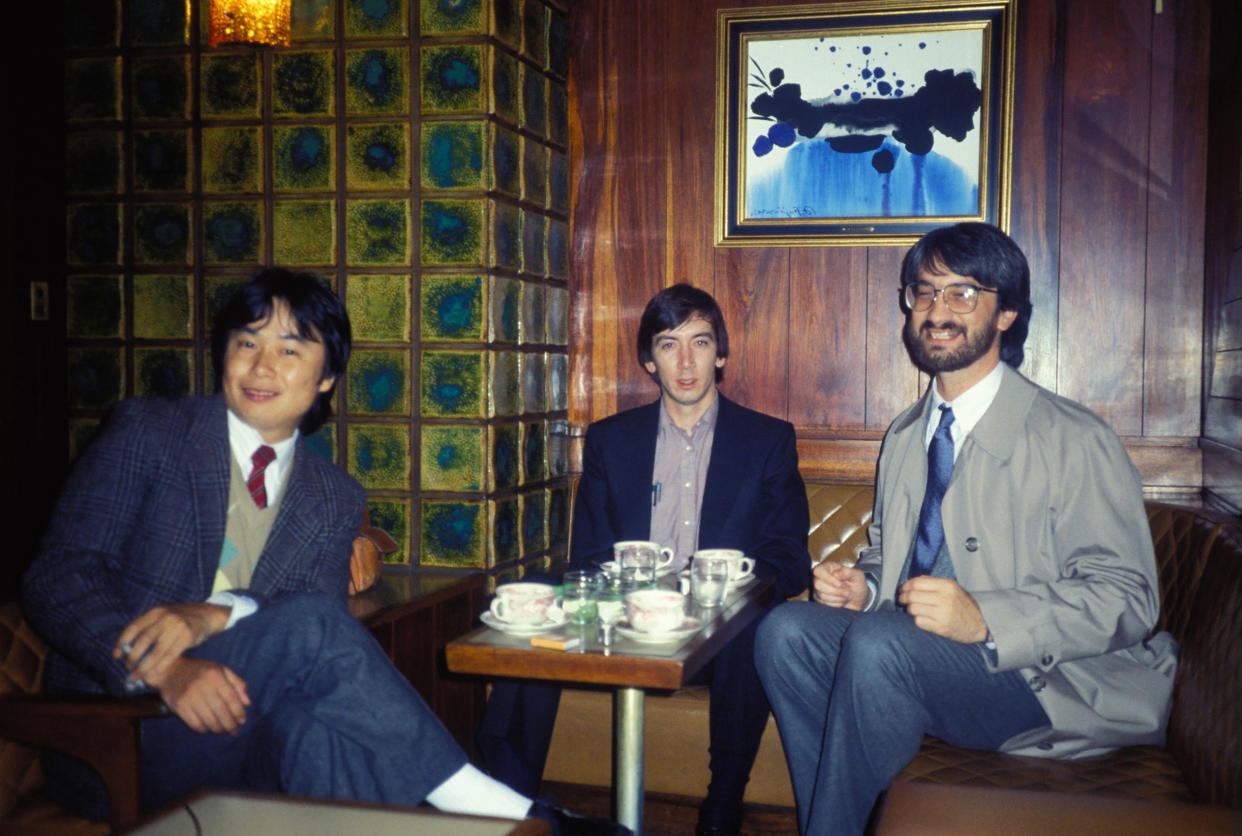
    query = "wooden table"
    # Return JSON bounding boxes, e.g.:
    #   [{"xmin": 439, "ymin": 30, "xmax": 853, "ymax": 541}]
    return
[{"xmin": 445, "ymin": 579, "xmax": 775, "ymax": 835}]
